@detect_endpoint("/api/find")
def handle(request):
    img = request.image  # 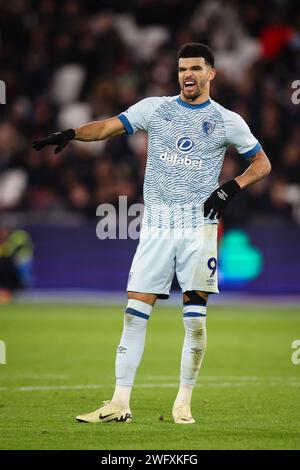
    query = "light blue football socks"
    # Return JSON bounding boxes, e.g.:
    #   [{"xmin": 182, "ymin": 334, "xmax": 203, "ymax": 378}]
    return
[
  {"xmin": 180, "ymin": 305, "xmax": 207, "ymax": 385},
  {"xmin": 112, "ymin": 299, "xmax": 152, "ymax": 406},
  {"xmin": 173, "ymin": 305, "xmax": 207, "ymax": 409}
]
